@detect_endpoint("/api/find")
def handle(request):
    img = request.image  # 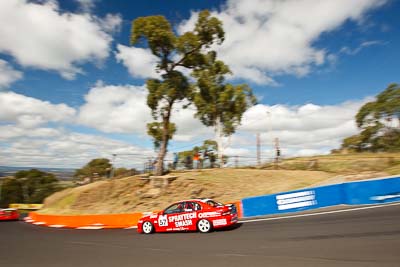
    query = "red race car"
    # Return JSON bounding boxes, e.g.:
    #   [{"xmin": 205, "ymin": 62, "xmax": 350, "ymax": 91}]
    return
[
  {"xmin": 137, "ymin": 199, "xmax": 238, "ymax": 234},
  {"xmin": 0, "ymin": 208, "xmax": 19, "ymax": 221}
]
